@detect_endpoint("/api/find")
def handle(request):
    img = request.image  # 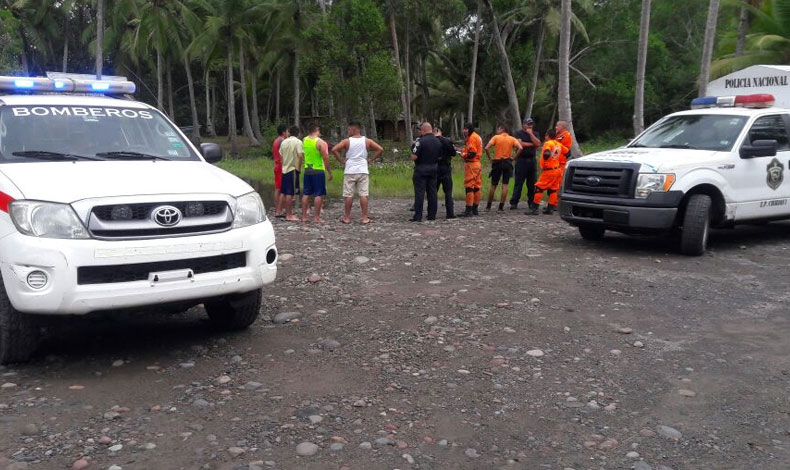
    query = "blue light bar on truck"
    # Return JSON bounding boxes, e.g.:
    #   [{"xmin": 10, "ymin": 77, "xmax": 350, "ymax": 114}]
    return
[
  {"xmin": 0, "ymin": 75, "xmax": 136, "ymax": 95},
  {"xmin": 691, "ymin": 94, "xmax": 775, "ymax": 109}
]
